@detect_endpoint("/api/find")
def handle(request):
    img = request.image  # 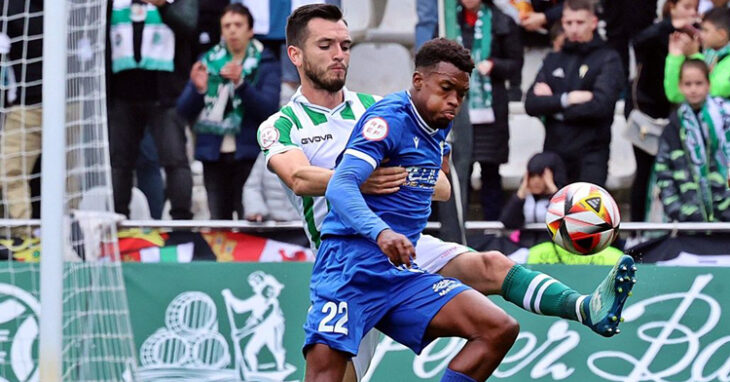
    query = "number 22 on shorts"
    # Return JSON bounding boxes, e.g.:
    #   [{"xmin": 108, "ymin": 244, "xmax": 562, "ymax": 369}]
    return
[{"xmin": 318, "ymin": 301, "xmax": 349, "ymax": 335}]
